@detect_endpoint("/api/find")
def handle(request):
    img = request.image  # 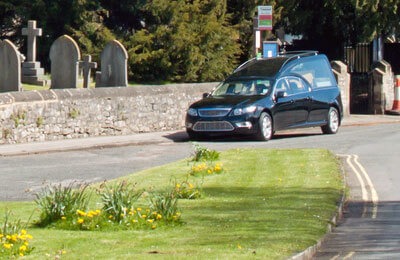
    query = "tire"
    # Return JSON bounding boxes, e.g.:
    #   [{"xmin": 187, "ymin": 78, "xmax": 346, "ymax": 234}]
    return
[
  {"xmin": 255, "ymin": 112, "xmax": 273, "ymax": 141},
  {"xmin": 321, "ymin": 107, "xmax": 339, "ymax": 134},
  {"xmin": 187, "ymin": 130, "xmax": 204, "ymax": 141}
]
